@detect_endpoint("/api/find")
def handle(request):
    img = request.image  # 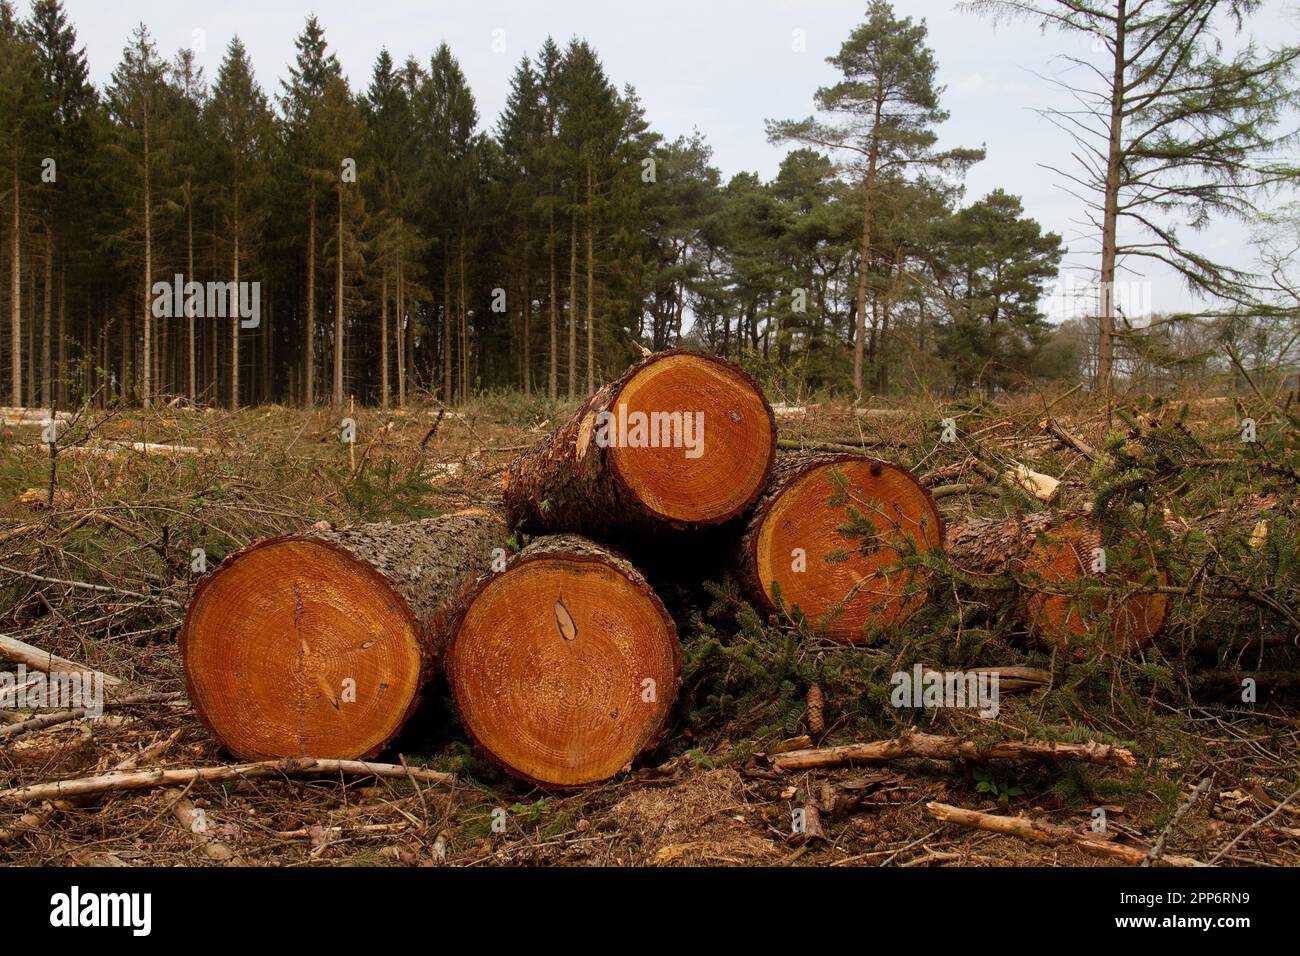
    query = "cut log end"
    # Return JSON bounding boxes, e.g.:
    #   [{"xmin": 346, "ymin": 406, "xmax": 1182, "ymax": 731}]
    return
[
  {"xmin": 446, "ymin": 538, "xmax": 680, "ymax": 788},
  {"xmin": 180, "ymin": 537, "xmax": 424, "ymax": 762},
  {"xmin": 607, "ymin": 352, "xmax": 775, "ymax": 525},
  {"xmin": 1022, "ymin": 517, "xmax": 1168, "ymax": 654},
  {"xmin": 745, "ymin": 455, "xmax": 942, "ymax": 643}
]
